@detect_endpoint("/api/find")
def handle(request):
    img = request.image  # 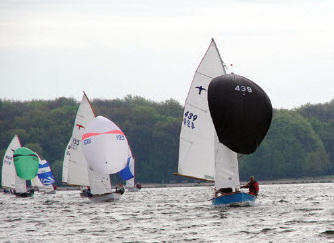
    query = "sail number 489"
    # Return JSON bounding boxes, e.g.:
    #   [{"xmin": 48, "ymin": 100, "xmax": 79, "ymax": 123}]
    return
[
  {"xmin": 235, "ymin": 85, "xmax": 252, "ymax": 92},
  {"xmin": 184, "ymin": 111, "xmax": 197, "ymax": 129}
]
